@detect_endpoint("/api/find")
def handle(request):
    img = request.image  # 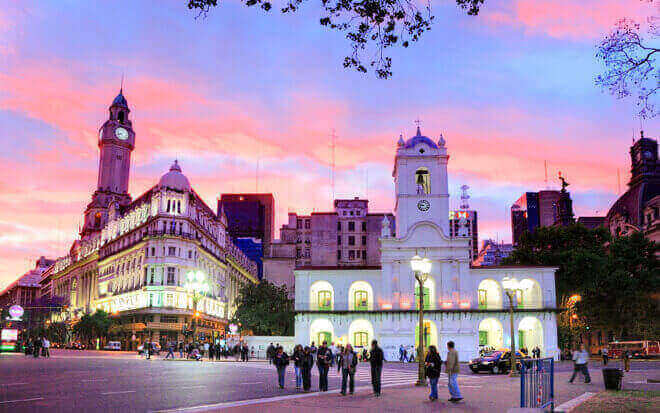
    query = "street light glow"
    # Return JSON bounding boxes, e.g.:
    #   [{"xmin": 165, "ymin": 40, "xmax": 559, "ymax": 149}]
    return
[{"xmin": 502, "ymin": 276, "xmax": 518, "ymax": 292}]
